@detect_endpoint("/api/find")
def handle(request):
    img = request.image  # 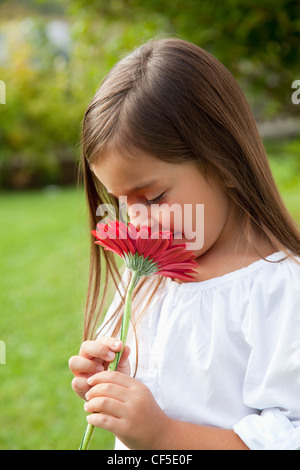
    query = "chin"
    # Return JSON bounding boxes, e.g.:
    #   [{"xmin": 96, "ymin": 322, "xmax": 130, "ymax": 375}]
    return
[{"xmin": 171, "ymin": 233, "xmax": 200, "ymax": 253}]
